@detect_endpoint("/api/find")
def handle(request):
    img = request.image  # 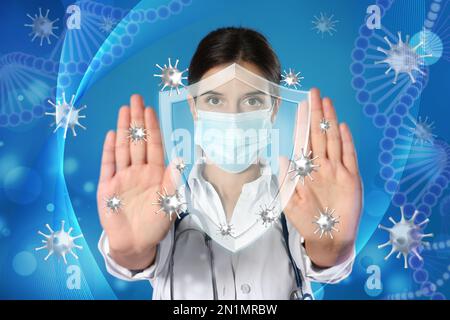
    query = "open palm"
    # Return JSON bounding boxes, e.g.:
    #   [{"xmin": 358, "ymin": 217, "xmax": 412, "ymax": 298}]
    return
[
  {"xmin": 96, "ymin": 94, "xmax": 178, "ymax": 269},
  {"xmin": 283, "ymin": 89, "xmax": 362, "ymax": 266}
]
